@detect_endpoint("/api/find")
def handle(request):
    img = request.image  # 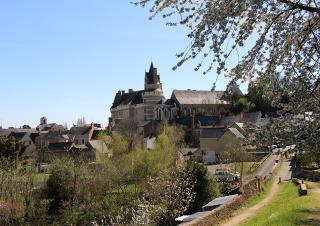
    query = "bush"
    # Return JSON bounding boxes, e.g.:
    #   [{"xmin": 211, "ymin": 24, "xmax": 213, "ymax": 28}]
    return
[
  {"xmin": 184, "ymin": 161, "xmax": 220, "ymax": 213},
  {"xmin": 46, "ymin": 158, "xmax": 77, "ymax": 214},
  {"xmin": 295, "ymin": 152, "xmax": 320, "ymax": 169}
]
